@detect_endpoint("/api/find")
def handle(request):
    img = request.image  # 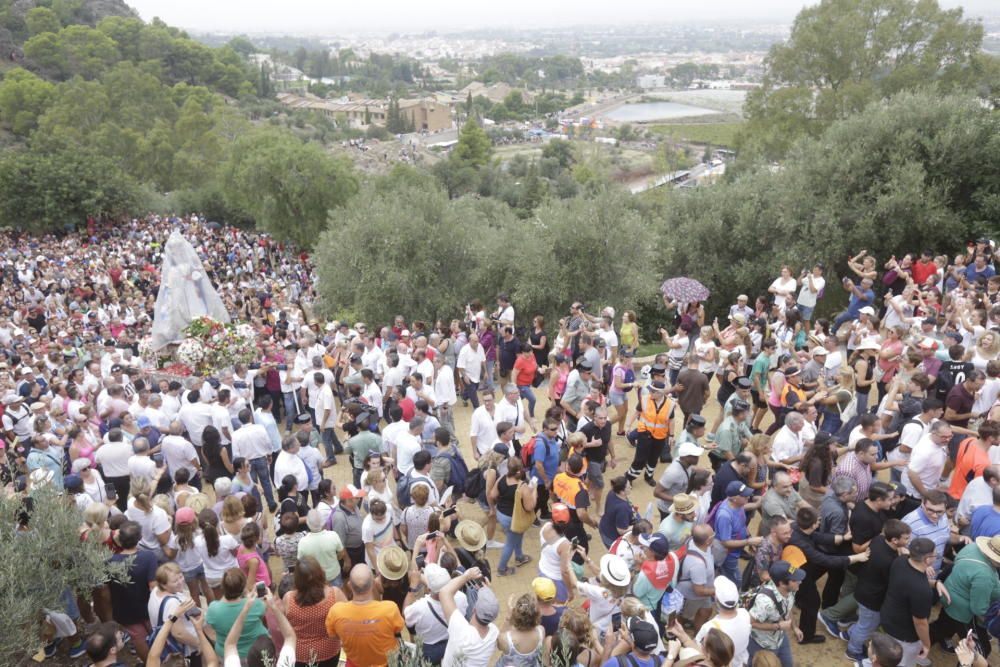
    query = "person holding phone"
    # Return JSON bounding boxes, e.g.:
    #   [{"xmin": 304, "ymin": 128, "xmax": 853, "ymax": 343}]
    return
[
  {"xmin": 147, "ymin": 563, "xmax": 202, "ymax": 664},
  {"xmin": 204, "ymin": 568, "xmax": 269, "ymax": 660}
]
